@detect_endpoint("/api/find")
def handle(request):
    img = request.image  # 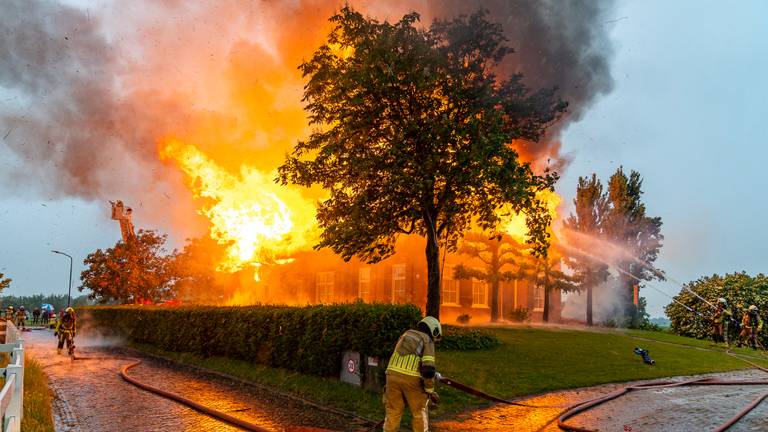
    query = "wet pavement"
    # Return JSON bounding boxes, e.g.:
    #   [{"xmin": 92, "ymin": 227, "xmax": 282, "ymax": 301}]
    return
[
  {"xmin": 23, "ymin": 329, "xmax": 364, "ymax": 432},
  {"xmin": 434, "ymin": 369, "xmax": 768, "ymax": 432}
]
